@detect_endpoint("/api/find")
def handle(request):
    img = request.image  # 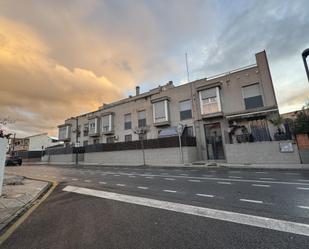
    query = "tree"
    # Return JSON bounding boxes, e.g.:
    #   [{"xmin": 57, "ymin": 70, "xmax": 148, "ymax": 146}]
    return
[{"xmin": 293, "ymin": 104, "xmax": 309, "ymax": 134}]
